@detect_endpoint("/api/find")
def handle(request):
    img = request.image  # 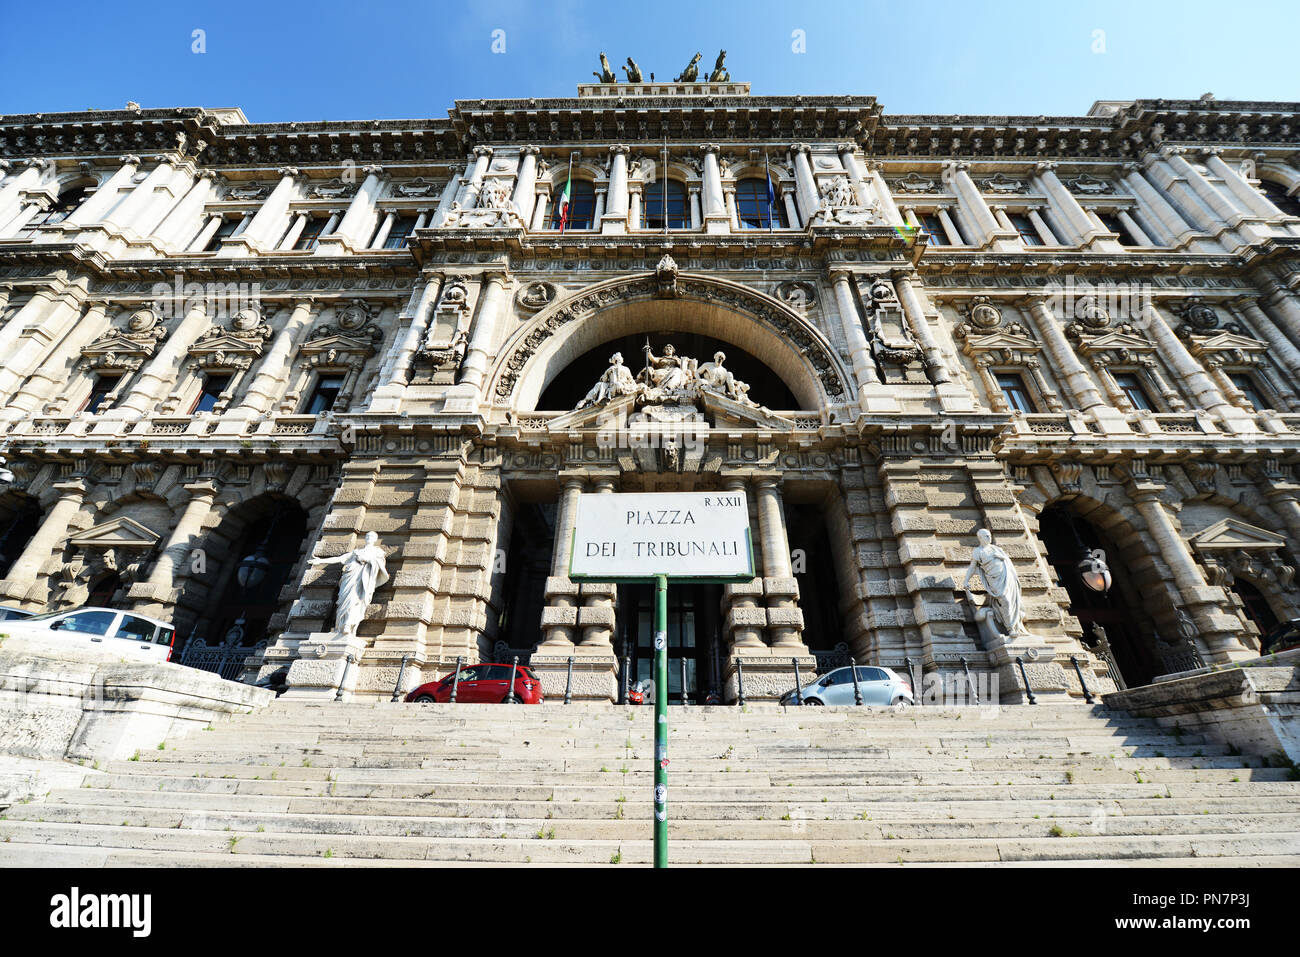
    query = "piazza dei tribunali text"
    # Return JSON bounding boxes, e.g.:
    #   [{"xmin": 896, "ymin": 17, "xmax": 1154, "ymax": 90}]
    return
[{"xmin": 2, "ymin": 52, "xmax": 1300, "ymax": 705}]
